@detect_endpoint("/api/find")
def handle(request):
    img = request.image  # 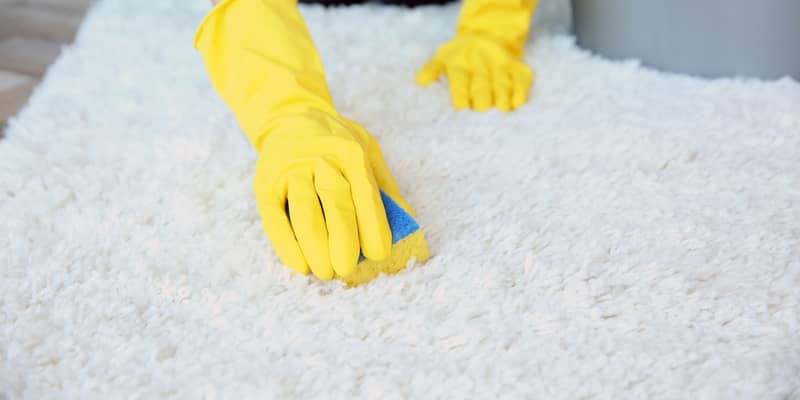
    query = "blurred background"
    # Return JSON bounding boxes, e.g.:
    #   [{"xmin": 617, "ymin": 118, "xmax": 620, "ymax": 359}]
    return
[
  {"xmin": 0, "ymin": 0, "xmax": 91, "ymax": 131},
  {"xmin": 1, "ymin": 0, "xmax": 797, "ymax": 134}
]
